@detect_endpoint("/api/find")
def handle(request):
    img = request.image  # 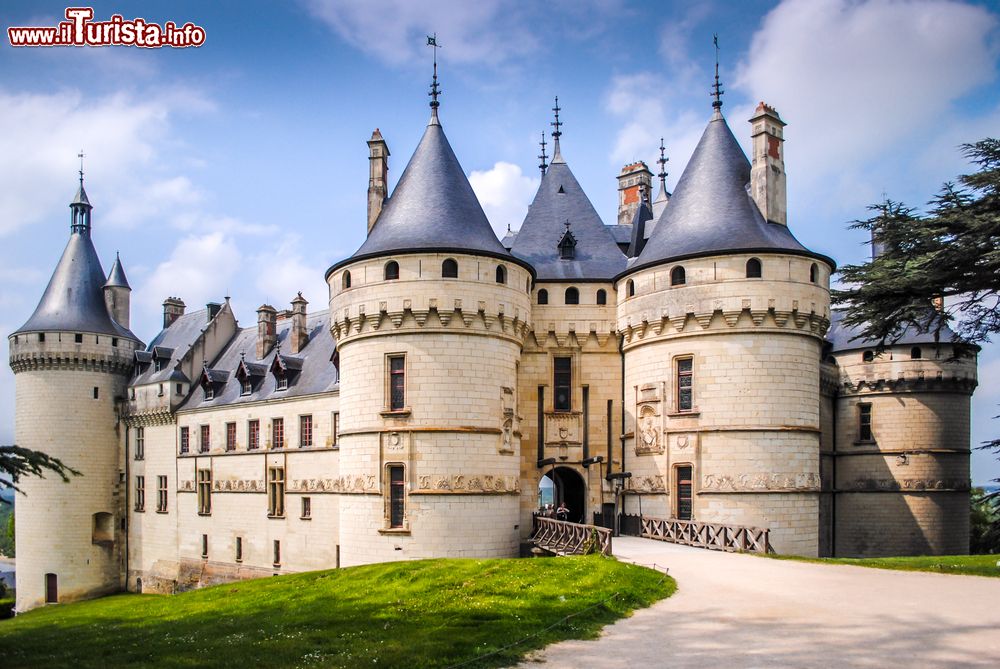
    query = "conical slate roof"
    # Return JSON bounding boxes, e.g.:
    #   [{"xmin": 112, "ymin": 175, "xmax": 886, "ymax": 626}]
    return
[
  {"xmin": 510, "ymin": 161, "xmax": 626, "ymax": 281},
  {"xmin": 72, "ymin": 183, "xmax": 91, "ymax": 207},
  {"xmin": 14, "ymin": 230, "xmax": 138, "ymax": 340},
  {"xmin": 628, "ymin": 111, "xmax": 828, "ymax": 275},
  {"xmin": 626, "ymin": 200, "xmax": 653, "ymax": 258},
  {"xmin": 331, "ymin": 117, "xmax": 520, "ymax": 274},
  {"xmin": 105, "ymin": 252, "xmax": 131, "ymax": 289}
]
